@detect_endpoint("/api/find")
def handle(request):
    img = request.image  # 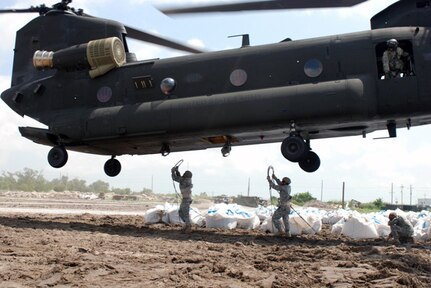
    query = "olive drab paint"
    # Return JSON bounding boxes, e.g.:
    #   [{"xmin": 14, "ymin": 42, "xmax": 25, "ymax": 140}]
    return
[{"xmin": 1, "ymin": 0, "xmax": 431, "ymax": 177}]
